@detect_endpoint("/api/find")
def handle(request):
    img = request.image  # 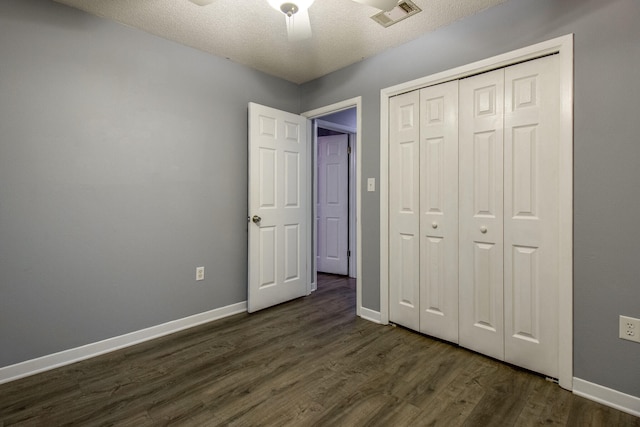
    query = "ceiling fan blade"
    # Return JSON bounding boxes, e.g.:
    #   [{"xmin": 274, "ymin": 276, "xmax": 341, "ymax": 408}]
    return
[
  {"xmin": 351, "ymin": 0, "xmax": 398, "ymax": 12},
  {"xmin": 286, "ymin": 8, "xmax": 312, "ymax": 42},
  {"xmin": 188, "ymin": 0, "xmax": 215, "ymax": 6}
]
